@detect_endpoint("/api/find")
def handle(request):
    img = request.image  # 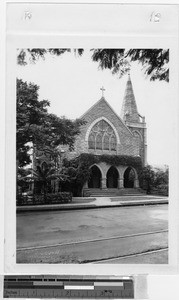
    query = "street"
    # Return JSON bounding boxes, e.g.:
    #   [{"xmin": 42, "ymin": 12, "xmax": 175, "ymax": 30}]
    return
[{"xmin": 17, "ymin": 204, "xmax": 168, "ymax": 264}]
